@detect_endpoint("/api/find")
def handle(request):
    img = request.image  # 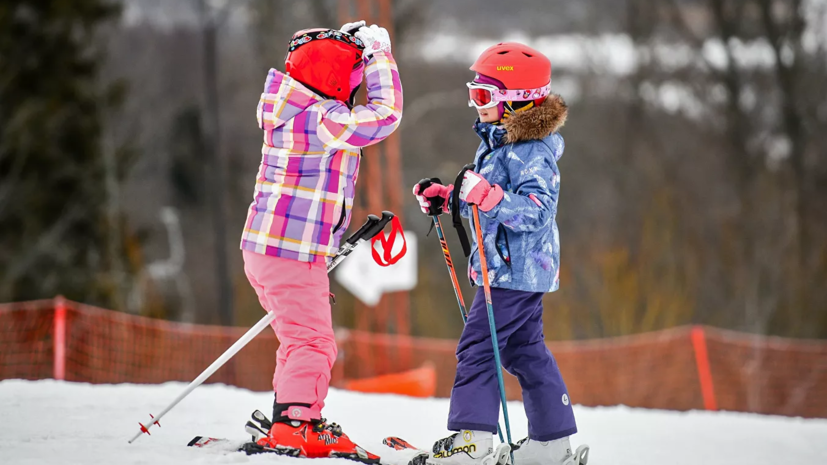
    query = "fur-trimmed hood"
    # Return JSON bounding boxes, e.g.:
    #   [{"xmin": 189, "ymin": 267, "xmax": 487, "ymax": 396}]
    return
[{"xmin": 503, "ymin": 94, "xmax": 568, "ymax": 144}]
